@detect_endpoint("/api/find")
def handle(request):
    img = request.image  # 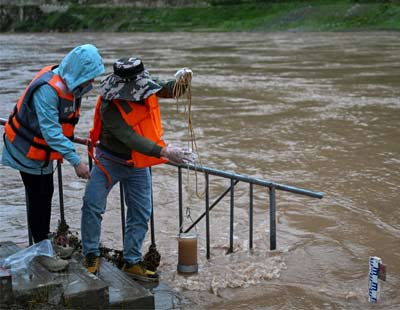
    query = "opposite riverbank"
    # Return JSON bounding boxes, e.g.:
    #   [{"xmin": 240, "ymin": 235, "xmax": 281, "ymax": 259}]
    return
[{"xmin": 1, "ymin": 1, "xmax": 400, "ymax": 33}]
